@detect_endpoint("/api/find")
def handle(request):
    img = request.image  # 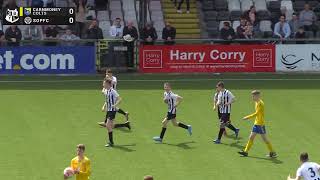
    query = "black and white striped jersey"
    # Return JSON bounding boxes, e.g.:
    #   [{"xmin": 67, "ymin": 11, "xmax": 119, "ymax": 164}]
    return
[
  {"xmin": 103, "ymin": 88, "xmax": 119, "ymax": 112},
  {"xmin": 110, "ymin": 76, "xmax": 117, "ymax": 89},
  {"xmin": 217, "ymin": 89, "xmax": 235, "ymax": 114},
  {"xmin": 164, "ymin": 91, "xmax": 178, "ymax": 114}
]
